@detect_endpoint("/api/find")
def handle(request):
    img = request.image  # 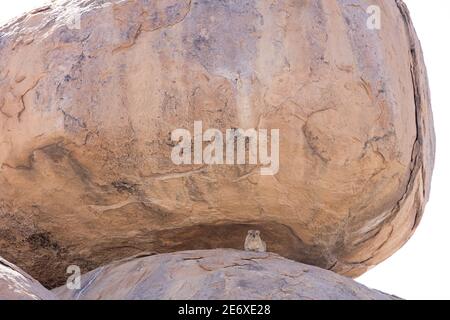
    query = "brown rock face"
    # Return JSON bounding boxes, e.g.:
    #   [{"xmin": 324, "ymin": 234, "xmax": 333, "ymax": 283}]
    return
[
  {"xmin": 0, "ymin": 0, "xmax": 435, "ymax": 288},
  {"xmin": 0, "ymin": 256, "xmax": 57, "ymax": 300},
  {"xmin": 53, "ymin": 249, "xmax": 398, "ymax": 300}
]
